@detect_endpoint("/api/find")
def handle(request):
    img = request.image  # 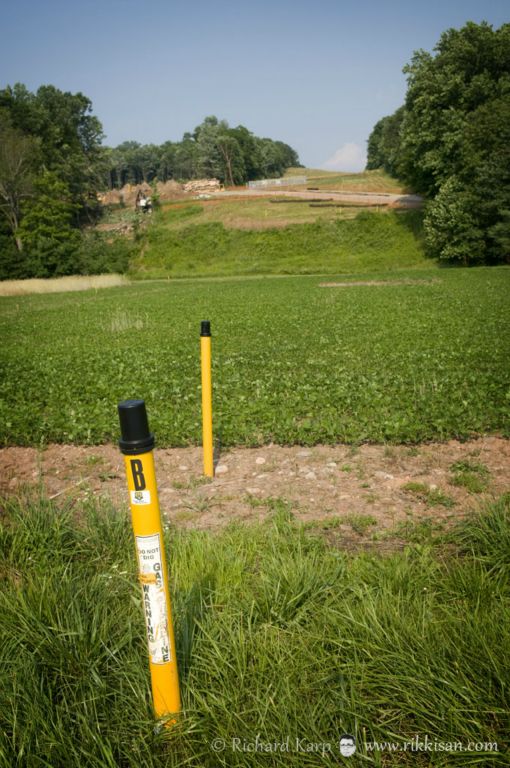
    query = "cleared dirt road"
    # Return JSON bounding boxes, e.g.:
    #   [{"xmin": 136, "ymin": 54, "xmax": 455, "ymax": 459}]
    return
[{"xmin": 214, "ymin": 188, "xmax": 423, "ymax": 208}]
